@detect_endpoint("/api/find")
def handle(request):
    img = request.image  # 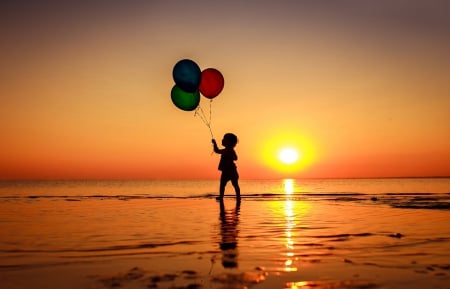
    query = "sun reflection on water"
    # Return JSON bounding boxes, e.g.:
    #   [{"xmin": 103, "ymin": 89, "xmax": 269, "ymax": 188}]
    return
[
  {"xmin": 280, "ymin": 179, "xmax": 314, "ymax": 272},
  {"xmin": 283, "ymin": 178, "xmax": 294, "ymax": 195},
  {"xmin": 283, "ymin": 179, "xmax": 297, "ymax": 272},
  {"xmin": 269, "ymin": 179, "xmax": 312, "ymax": 273},
  {"xmin": 284, "ymin": 199, "xmax": 297, "ymax": 272},
  {"xmin": 285, "ymin": 281, "xmax": 309, "ymax": 289}
]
